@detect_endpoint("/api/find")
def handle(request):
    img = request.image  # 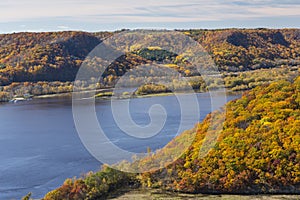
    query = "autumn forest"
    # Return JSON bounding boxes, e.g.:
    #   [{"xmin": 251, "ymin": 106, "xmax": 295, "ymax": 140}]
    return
[{"xmin": 1, "ymin": 29, "xmax": 299, "ymax": 199}]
